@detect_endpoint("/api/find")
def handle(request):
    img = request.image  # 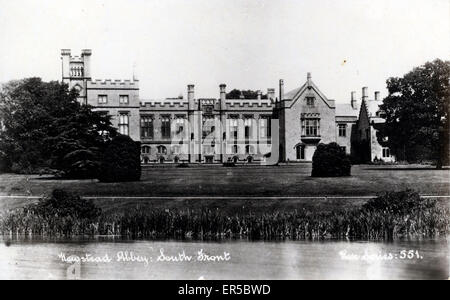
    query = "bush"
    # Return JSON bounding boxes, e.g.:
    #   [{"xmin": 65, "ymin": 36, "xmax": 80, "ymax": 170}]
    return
[
  {"xmin": 33, "ymin": 189, "xmax": 101, "ymax": 220},
  {"xmin": 312, "ymin": 142, "xmax": 351, "ymax": 177},
  {"xmin": 62, "ymin": 149, "xmax": 100, "ymax": 179},
  {"xmin": 362, "ymin": 190, "xmax": 432, "ymax": 215},
  {"xmin": 0, "ymin": 189, "xmax": 102, "ymax": 236},
  {"xmin": 98, "ymin": 135, "xmax": 141, "ymax": 182}
]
